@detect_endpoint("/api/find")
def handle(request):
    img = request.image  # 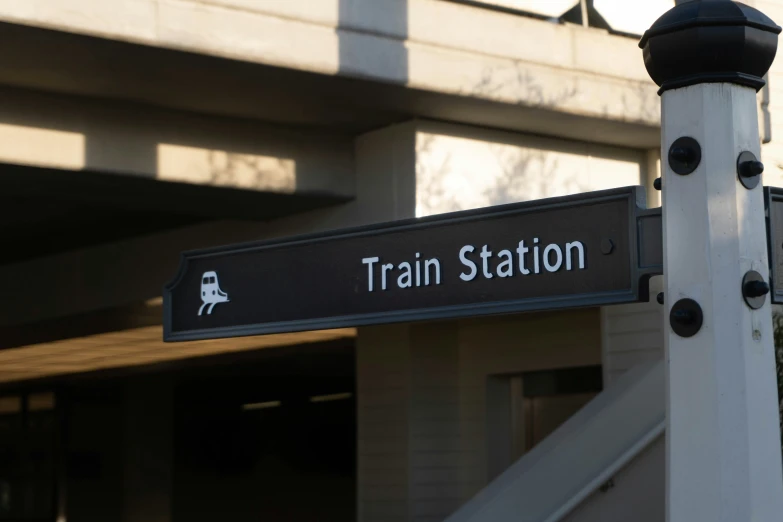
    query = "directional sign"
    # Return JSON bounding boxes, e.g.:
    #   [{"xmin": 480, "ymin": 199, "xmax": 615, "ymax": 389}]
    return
[
  {"xmin": 164, "ymin": 186, "xmax": 662, "ymax": 342},
  {"xmin": 766, "ymin": 187, "xmax": 783, "ymax": 303}
]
